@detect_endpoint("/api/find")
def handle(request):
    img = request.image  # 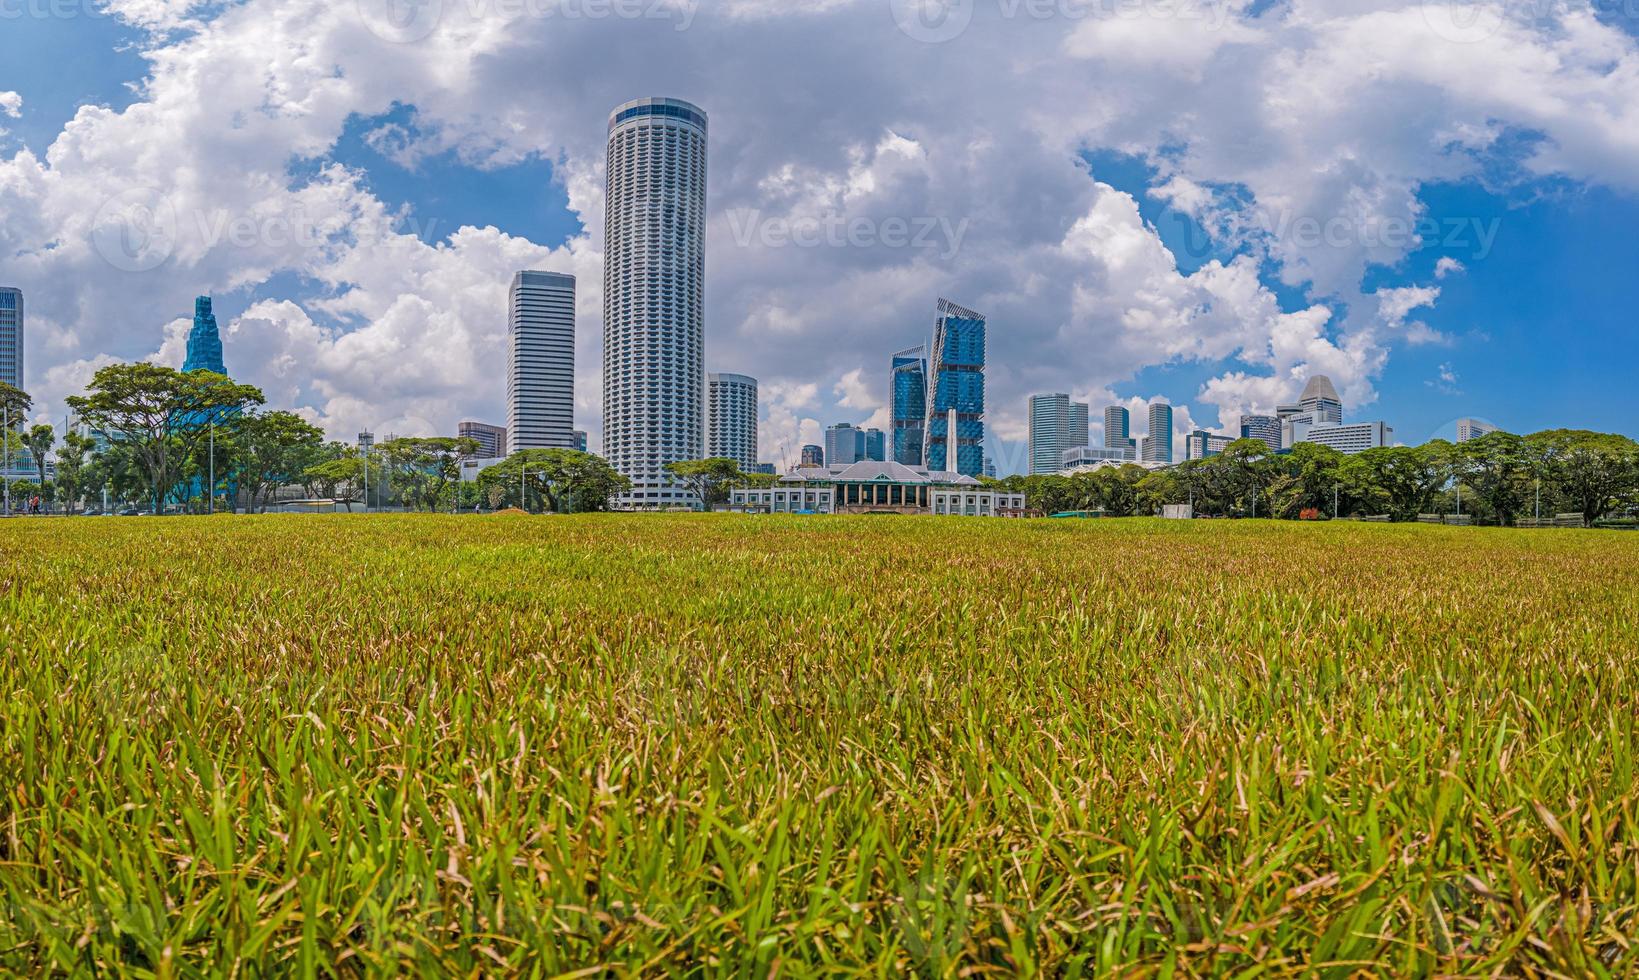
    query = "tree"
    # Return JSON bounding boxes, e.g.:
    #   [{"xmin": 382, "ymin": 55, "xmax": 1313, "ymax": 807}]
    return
[
  {"xmin": 379, "ymin": 437, "xmax": 481, "ymax": 512},
  {"xmin": 1342, "ymin": 444, "xmax": 1450, "ymax": 521},
  {"xmin": 234, "ymin": 411, "xmax": 328, "ymax": 512},
  {"xmin": 23, "ymin": 424, "xmax": 53, "ymax": 488},
  {"xmin": 477, "ymin": 449, "xmax": 631, "ymax": 514},
  {"xmin": 53, "ymin": 432, "xmax": 94, "ymax": 515},
  {"xmin": 66, "ymin": 363, "xmax": 264, "ymax": 512},
  {"xmin": 1456, "ymin": 432, "xmax": 1533, "ymax": 526},
  {"xmin": 302, "ymin": 449, "xmax": 378, "ymax": 512},
  {"xmin": 1528, "ymin": 429, "xmax": 1639, "ymax": 525},
  {"xmin": 1265, "ymin": 442, "xmax": 1345, "ymax": 519},
  {"xmin": 0, "ymin": 381, "xmax": 29, "ymax": 425},
  {"xmin": 665, "ymin": 457, "xmax": 745, "ymax": 509}
]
